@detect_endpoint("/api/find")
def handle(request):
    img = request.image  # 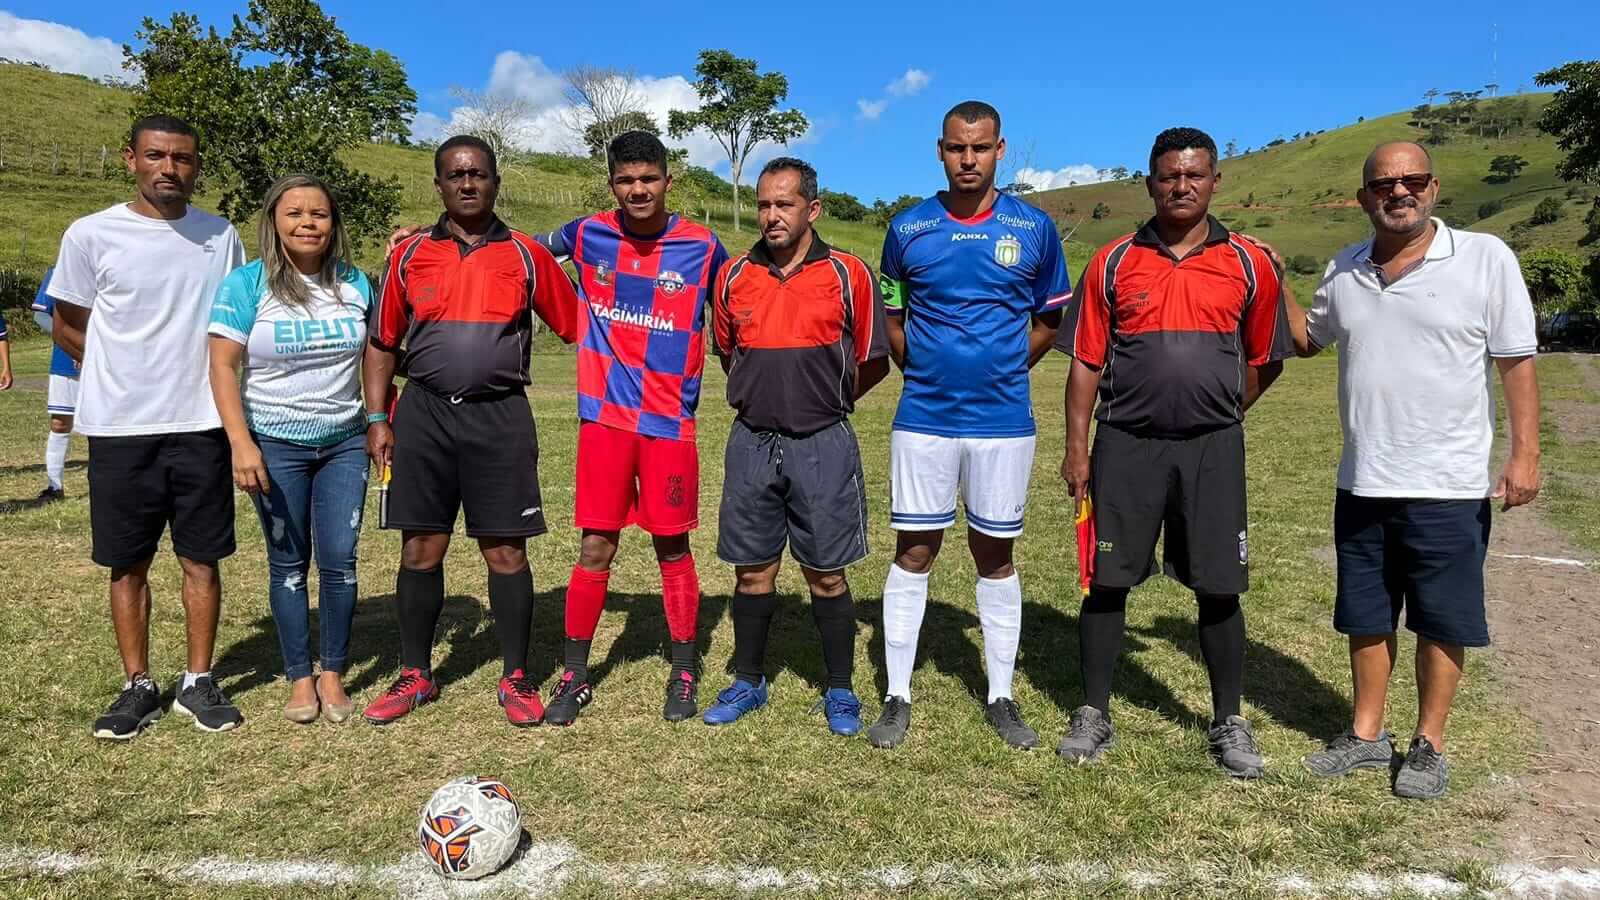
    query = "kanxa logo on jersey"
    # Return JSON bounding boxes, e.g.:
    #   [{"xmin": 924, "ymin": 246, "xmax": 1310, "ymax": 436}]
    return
[
  {"xmin": 995, "ymin": 236, "xmax": 1022, "ymax": 266},
  {"xmin": 951, "ymin": 232, "xmax": 990, "ymax": 242}
]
